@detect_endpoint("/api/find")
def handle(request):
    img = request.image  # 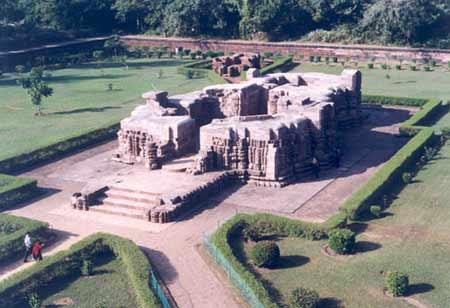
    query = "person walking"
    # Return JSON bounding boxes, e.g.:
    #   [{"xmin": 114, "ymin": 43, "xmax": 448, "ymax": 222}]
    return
[
  {"xmin": 31, "ymin": 240, "xmax": 44, "ymax": 261},
  {"xmin": 23, "ymin": 233, "xmax": 32, "ymax": 263},
  {"xmin": 312, "ymin": 157, "xmax": 320, "ymax": 179}
]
